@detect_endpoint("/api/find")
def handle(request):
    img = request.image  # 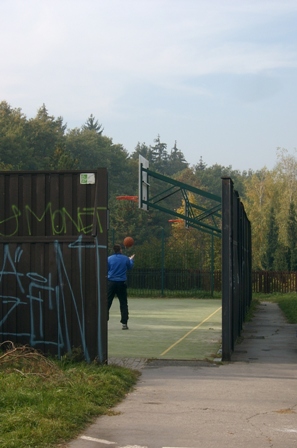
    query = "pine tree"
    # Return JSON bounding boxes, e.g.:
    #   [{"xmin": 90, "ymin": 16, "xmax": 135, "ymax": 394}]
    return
[
  {"xmin": 150, "ymin": 135, "xmax": 168, "ymax": 173},
  {"xmin": 83, "ymin": 114, "xmax": 104, "ymax": 134}
]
